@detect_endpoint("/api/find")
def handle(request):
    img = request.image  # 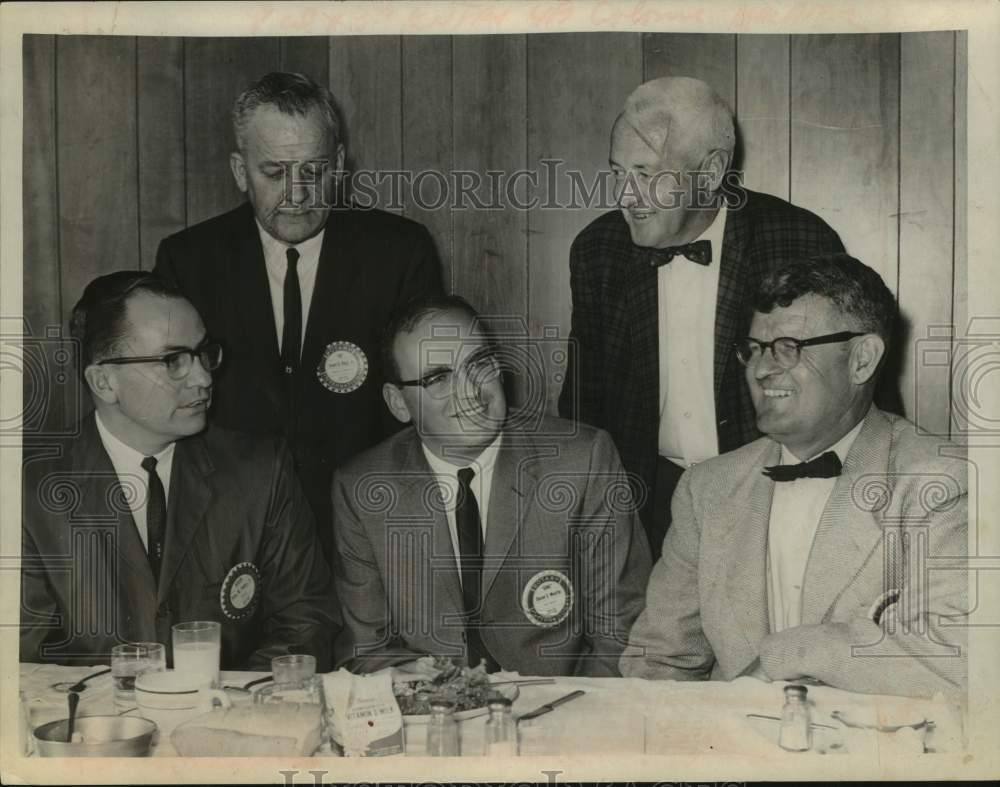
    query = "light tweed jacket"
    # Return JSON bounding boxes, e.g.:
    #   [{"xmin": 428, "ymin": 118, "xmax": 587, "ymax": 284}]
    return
[{"xmin": 620, "ymin": 406, "xmax": 968, "ymax": 698}]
